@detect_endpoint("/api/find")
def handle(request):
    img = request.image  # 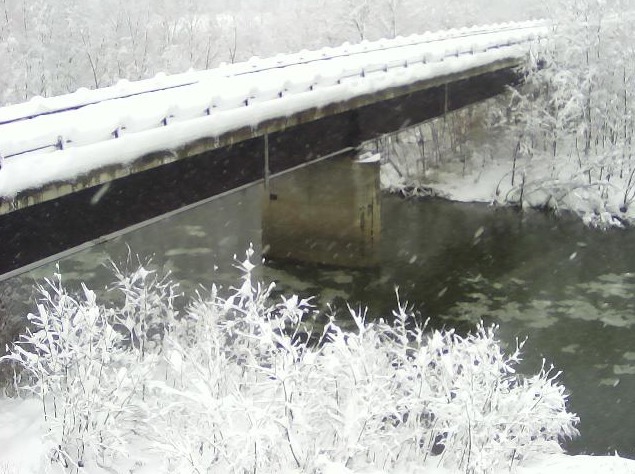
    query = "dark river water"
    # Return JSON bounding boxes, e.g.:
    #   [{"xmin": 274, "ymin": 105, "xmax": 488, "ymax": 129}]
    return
[{"xmin": 2, "ymin": 183, "xmax": 635, "ymax": 458}]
